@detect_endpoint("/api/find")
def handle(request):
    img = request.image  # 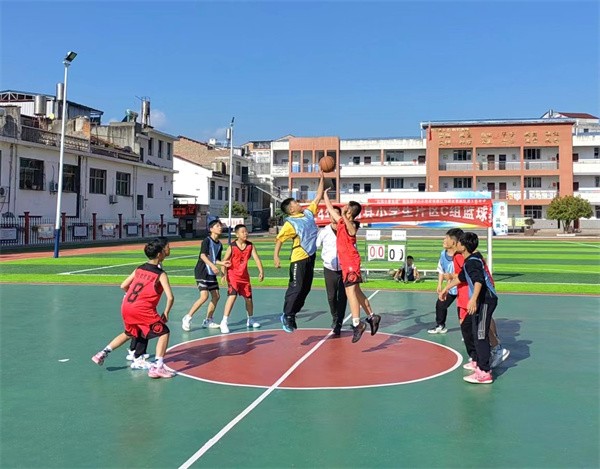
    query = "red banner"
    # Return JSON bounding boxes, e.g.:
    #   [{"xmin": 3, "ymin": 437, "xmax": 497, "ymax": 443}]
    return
[{"xmin": 313, "ymin": 199, "xmax": 492, "ymax": 228}]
